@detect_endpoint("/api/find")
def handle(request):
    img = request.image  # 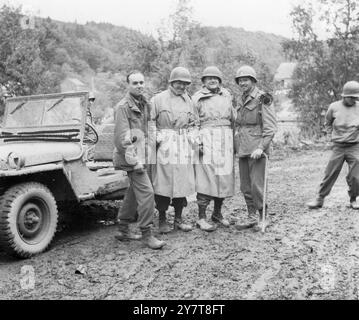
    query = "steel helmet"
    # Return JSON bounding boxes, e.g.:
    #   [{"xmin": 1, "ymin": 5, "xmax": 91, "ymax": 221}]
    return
[
  {"xmin": 235, "ymin": 65, "xmax": 258, "ymax": 84},
  {"xmin": 169, "ymin": 67, "xmax": 191, "ymax": 84},
  {"xmin": 342, "ymin": 81, "xmax": 359, "ymax": 98},
  {"xmin": 201, "ymin": 66, "xmax": 223, "ymax": 83}
]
